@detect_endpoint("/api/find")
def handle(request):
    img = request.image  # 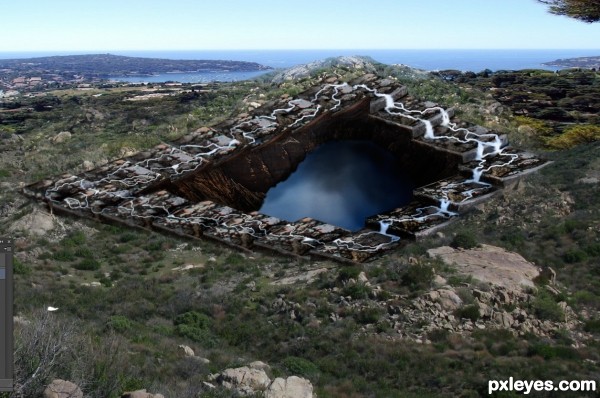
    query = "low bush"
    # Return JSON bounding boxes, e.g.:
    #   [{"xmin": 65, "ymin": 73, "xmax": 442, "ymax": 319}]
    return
[
  {"xmin": 14, "ymin": 257, "xmax": 30, "ymax": 275},
  {"xmin": 451, "ymin": 231, "xmax": 478, "ymax": 249},
  {"xmin": 455, "ymin": 304, "xmax": 480, "ymax": 322},
  {"xmin": 531, "ymin": 291, "xmax": 564, "ymax": 322},
  {"xmin": 337, "ymin": 266, "xmax": 361, "ymax": 282},
  {"xmin": 283, "ymin": 356, "xmax": 320, "ymax": 378},
  {"xmin": 106, "ymin": 315, "xmax": 133, "ymax": 332},
  {"xmin": 401, "ymin": 265, "xmax": 434, "ymax": 291},
  {"xmin": 174, "ymin": 311, "xmax": 216, "ymax": 347},
  {"xmin": 73, "ymin": 258, "xmax": 101, "ymax": 271}
]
